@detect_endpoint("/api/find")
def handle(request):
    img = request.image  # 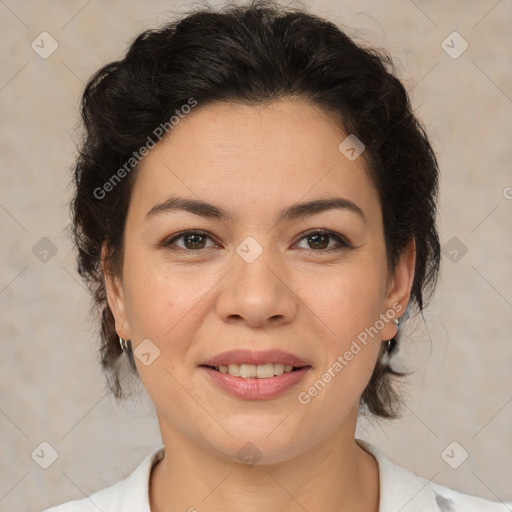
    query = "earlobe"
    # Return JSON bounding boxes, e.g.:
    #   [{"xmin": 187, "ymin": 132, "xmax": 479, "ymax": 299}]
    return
[
  {"xmin": 380, "ymin": 239, "xmax": 416, "ymax": 340},
  {"xmin": 101, "ymin": 244, "xmax": 131, "ymax": 340}
]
